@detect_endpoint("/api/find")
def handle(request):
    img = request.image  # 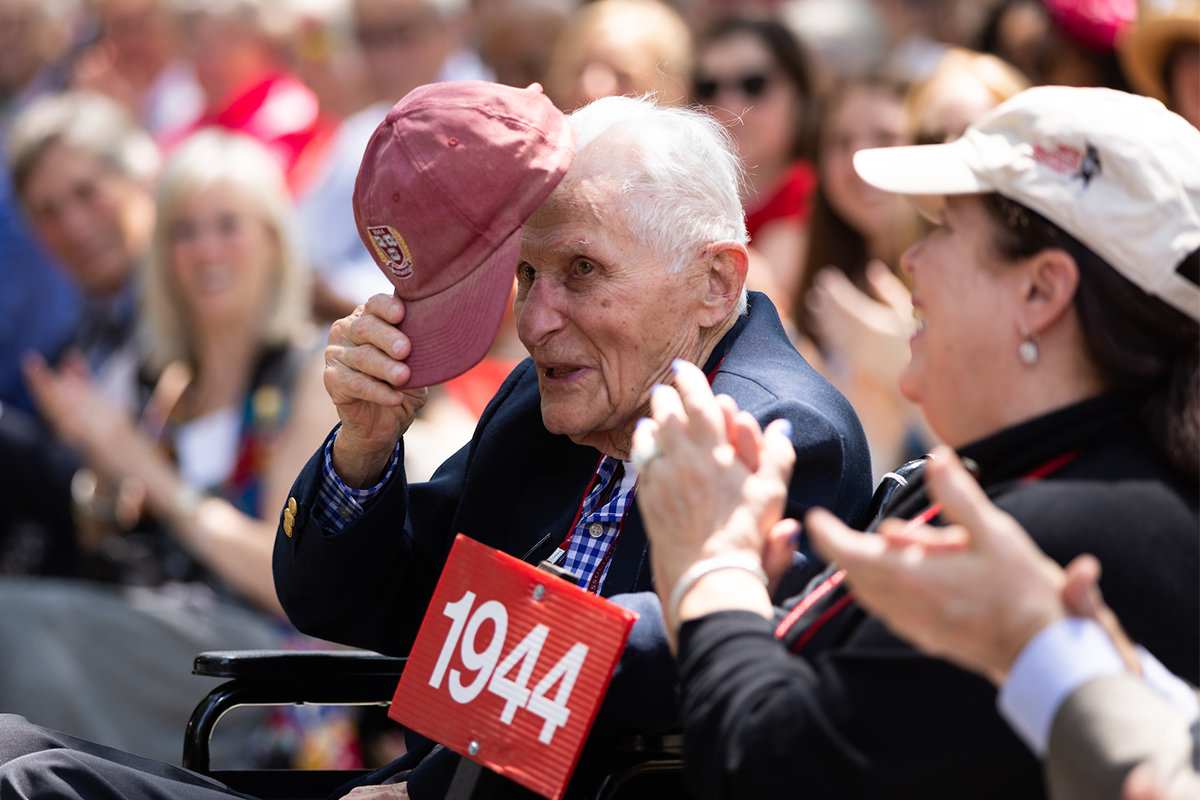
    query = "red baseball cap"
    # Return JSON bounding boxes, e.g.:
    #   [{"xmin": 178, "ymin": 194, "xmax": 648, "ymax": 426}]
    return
[{"xmin": 353, "ymin": 81, "xmax": 576, "ymax": 389}]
